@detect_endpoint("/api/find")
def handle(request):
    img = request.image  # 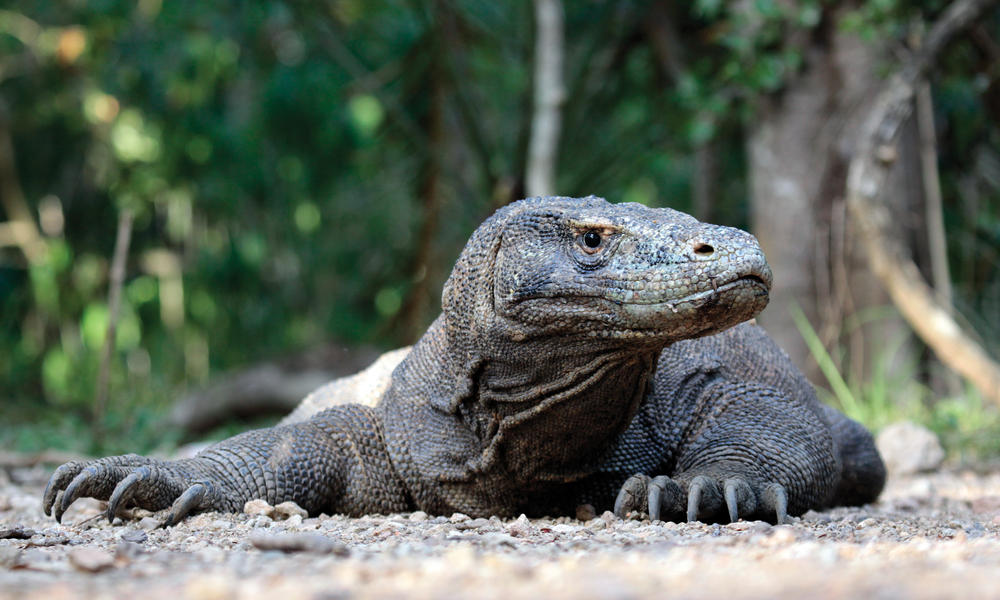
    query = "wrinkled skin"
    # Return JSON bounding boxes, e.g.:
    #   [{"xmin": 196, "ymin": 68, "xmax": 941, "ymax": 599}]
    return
[{"xmin": 44, "ymin": 196, "xmax": 885, "ymax": 527}]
